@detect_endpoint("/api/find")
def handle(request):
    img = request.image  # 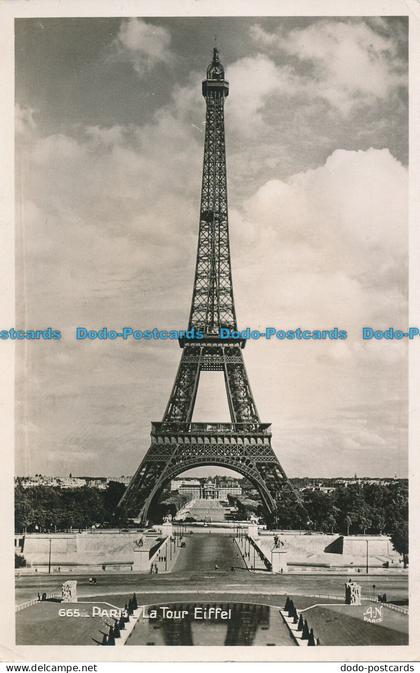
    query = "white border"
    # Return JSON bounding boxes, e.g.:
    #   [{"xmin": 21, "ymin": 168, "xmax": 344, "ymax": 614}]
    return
[{"xmin": 0, "ymin": 0, "xmax": 418, "ymax": 663}]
